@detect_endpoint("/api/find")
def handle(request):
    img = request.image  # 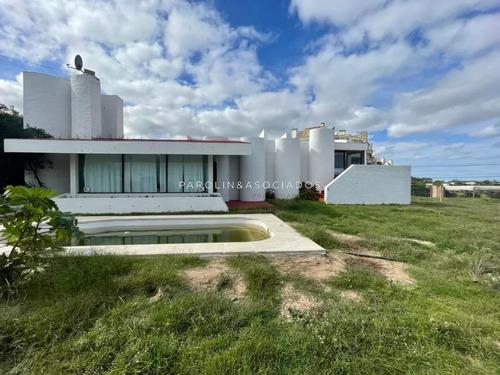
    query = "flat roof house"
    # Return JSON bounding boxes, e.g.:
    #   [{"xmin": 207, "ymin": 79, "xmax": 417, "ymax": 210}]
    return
[{"xmin": 4, "ymin": 71, "xmax": 411, "ymax": 213}]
